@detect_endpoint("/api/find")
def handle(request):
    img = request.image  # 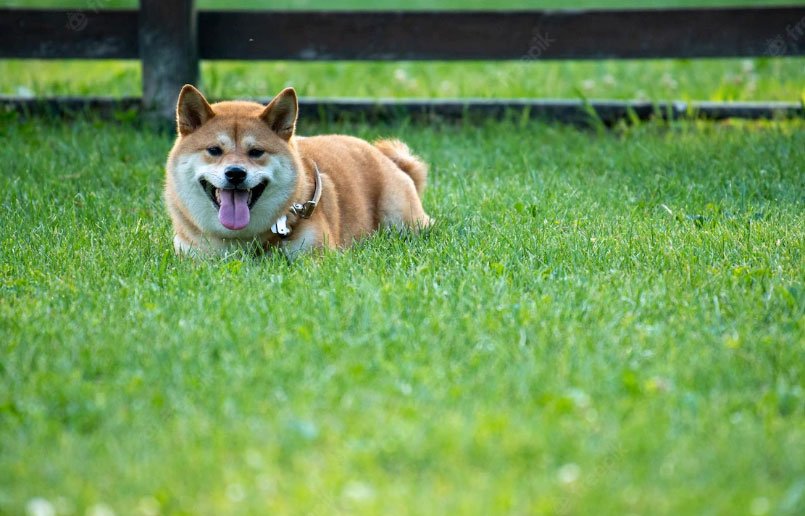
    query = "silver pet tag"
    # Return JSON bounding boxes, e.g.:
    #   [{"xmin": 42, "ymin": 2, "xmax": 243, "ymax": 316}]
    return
[{"xmin": 271, "ymin": 215, "xmax": 290, "ymax": 236}]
